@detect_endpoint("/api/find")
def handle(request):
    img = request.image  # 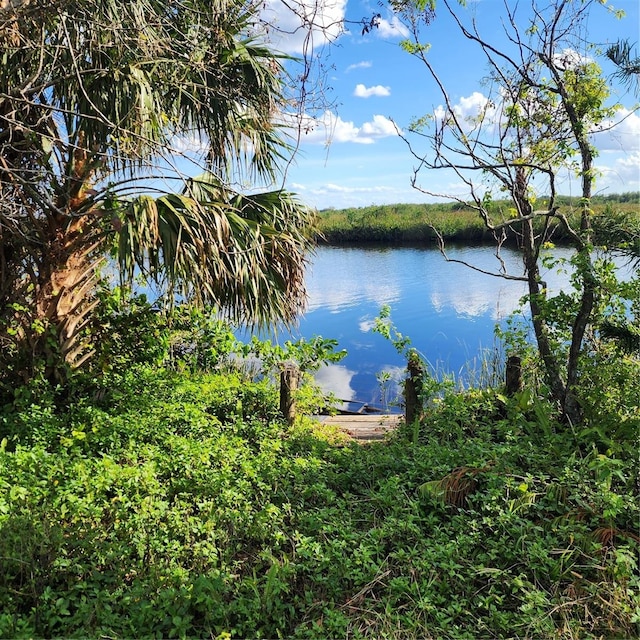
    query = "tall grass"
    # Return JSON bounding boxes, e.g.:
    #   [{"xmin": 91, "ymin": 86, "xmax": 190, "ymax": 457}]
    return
[{"xmin": 317, "ymin": 195, "xmax": 640, "ymax": 245}]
